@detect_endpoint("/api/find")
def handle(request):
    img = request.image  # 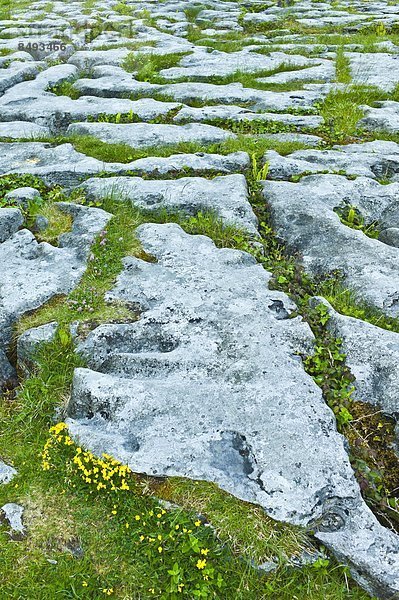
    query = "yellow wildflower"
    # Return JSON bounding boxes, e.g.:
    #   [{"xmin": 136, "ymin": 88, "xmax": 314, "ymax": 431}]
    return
[{"xmin": 196, "ymin": 559, "xmax": 207, "ymax": 570}]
